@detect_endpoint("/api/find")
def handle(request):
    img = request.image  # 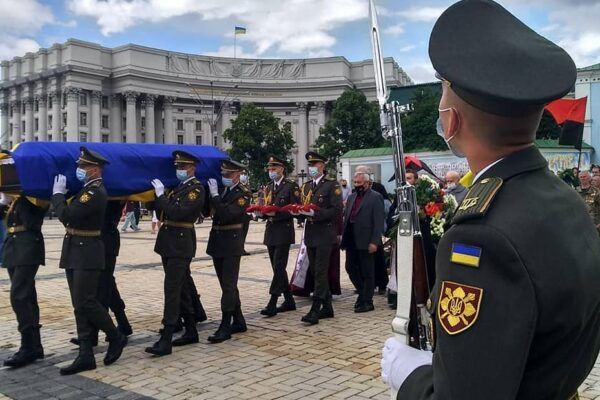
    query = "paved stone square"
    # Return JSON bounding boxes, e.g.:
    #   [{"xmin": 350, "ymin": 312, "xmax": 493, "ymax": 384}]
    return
[{"xmin": 1, "ymin": 218, "xmax": 599, "ymax": 399}]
